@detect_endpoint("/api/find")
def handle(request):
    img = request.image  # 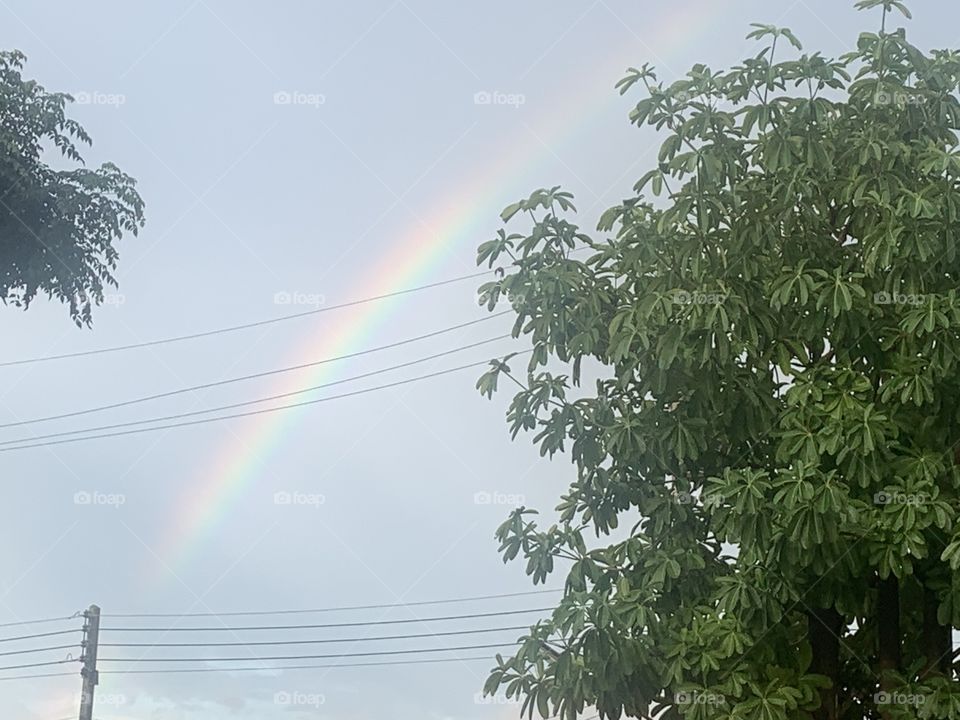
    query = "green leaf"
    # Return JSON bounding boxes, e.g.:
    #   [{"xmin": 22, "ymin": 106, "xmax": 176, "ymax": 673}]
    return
[{"xmin": 500, "ymin": 201, "xmax": 524, "ymax": 222}]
